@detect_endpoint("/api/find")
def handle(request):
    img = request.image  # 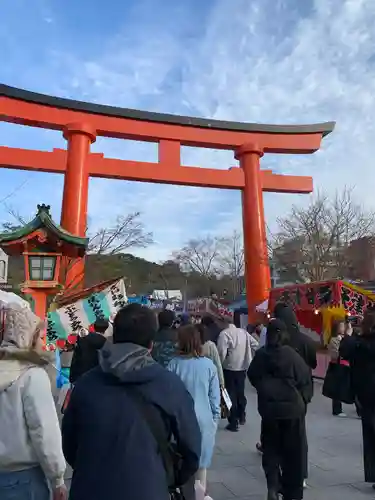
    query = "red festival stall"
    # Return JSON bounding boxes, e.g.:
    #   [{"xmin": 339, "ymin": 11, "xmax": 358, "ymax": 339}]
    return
[
  {"xmin": 269, "ymin": 280, "xmax": 375, "ymax": 378},
  {"xmin": 269, "ymin": 280, "xmax": 375, "ymax": 346},
  {"xmin": 187, "ymin": 298, "xmax": 233, "ymax": 321}
]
